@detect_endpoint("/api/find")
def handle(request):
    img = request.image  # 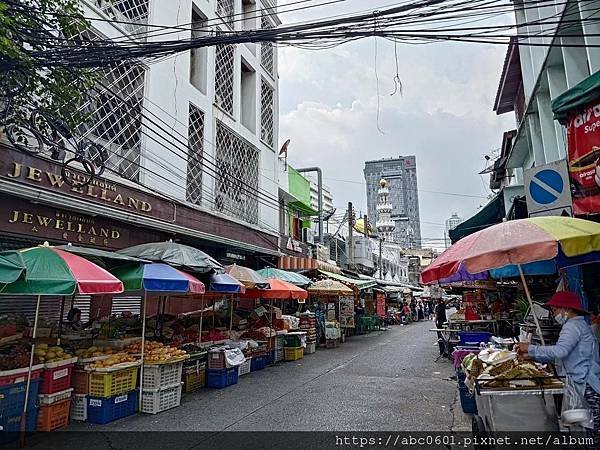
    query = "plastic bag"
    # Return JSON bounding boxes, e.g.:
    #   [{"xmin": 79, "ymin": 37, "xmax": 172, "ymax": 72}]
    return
[{"xmin": 561, "ymin": 376, "xmax": 594, "ymax": 429}]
